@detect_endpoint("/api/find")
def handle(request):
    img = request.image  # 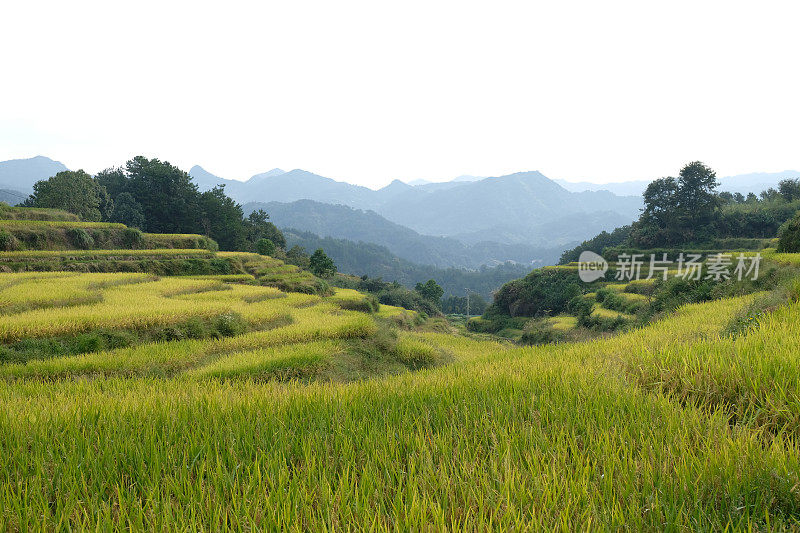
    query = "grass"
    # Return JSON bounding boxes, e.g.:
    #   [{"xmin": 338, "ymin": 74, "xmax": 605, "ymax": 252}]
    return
[
  {"xmin": 0, "ymin": 248, "xmax": 214, "ymax": 260},
  {"xmin": 546, "ymin": 315, "xmax": 578, "ymax": 331},
  {"xmin": 0, "ymin": 205, "xmax": 79, "ymax": 221},
  {"xmin": 591, "ymin": 303, "xmax": 634, "ymax": 320},
  {"xmin": 0, "ymin": 219, "xmax": 126, "ymax": 229},
  {"xmin": 4, "ymin": 265, "xmax": 800, "ymax": 527}
]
